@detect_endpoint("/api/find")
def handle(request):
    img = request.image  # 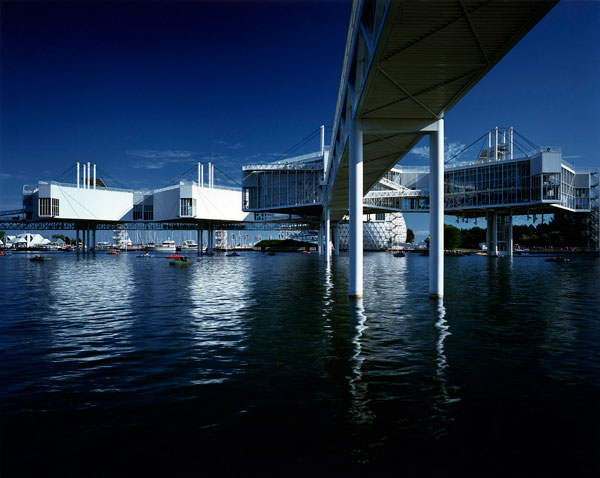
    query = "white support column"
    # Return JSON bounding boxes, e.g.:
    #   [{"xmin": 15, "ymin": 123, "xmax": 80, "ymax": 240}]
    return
[
  {"xmin": 93, "ymin": 164, "xmax": 96, "ymax": 189},
  {"xmin": 83, "ymin": 163, "xmax": 87, "ymax": 189},
  {"xmin": 87, "ymin": 162, "xmax": 91, "ymax": 188},
  {"xmin": 509, "ymin": 127, "xmax": 514, "ymax": 160},
  {"xmin": 77, "ymin": 162, "xmax": 80, "ymax": 188},
  {"xmin": 349, "ymin": 120, "xmax": 364, "ymax": 298},
  {"xmin": 334, "ymin": 223, "xmax": 340, "ymax": 256},
  {"xmin": 324, "ymin": 206, "xmax": 331, "ymax": 262},
  {"xmin": 508, "ymin": 213, "xmax": 513, "ymax": 257},
  {"xmin": 429, "ymin": 118, "xmax": 444, "ymax": 299},
  {"xmin": 494, "ymin": 127, "xmax": 498, "ymax": 161},
  {"xmin": 320, "ymin": 125, "xmax": 325, "ymax": 156},
  {"xmin": 318, "ymin": 221, "xmax": 323, "ymax": 255}
]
